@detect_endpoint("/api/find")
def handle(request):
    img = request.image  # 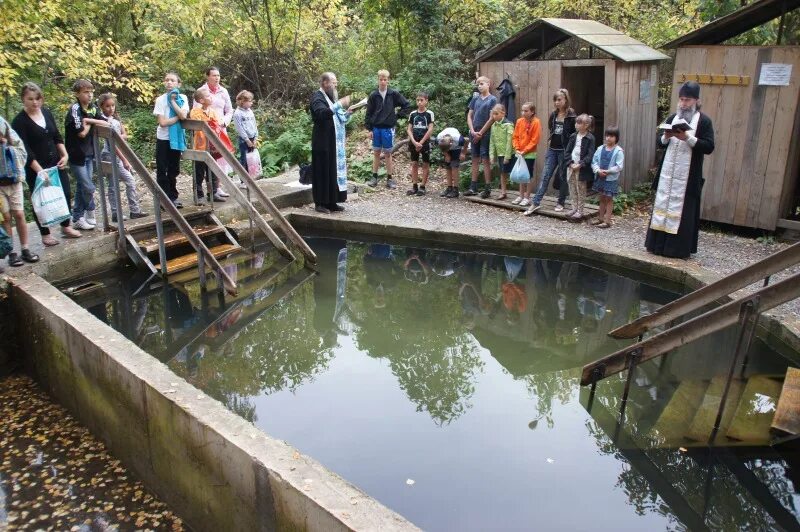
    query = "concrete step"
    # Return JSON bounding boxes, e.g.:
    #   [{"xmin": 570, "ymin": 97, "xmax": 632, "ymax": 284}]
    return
[
  {"xmin": 685, "ymin": 376, "xmax": 745, "ymax": 443},
  {"xmin": 772, "ymin": 367, "xmax": 800, "ymax": 436},
  {"xmin": 726, "ymin": 375, "xmax": 783, "ymax": 444},
  {"xmin": 650, "ymin": 380, "xmax": 708, "ymax": 446}
]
